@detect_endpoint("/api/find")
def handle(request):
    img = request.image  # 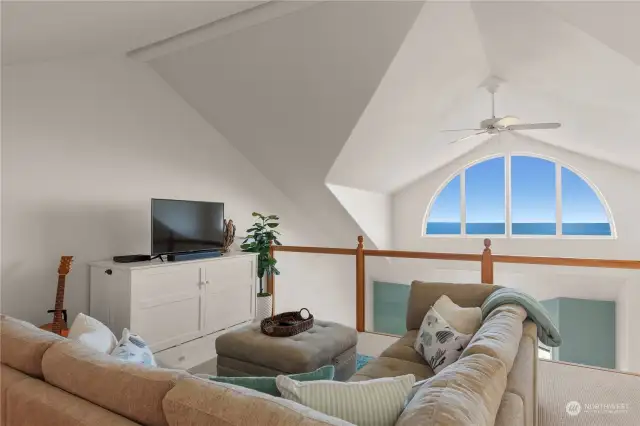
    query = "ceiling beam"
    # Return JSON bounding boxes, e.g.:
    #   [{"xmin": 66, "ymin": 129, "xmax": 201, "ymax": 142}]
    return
[{"xmin": 129, "ymin": 1, "xmax": 319, "ymax": 62}]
